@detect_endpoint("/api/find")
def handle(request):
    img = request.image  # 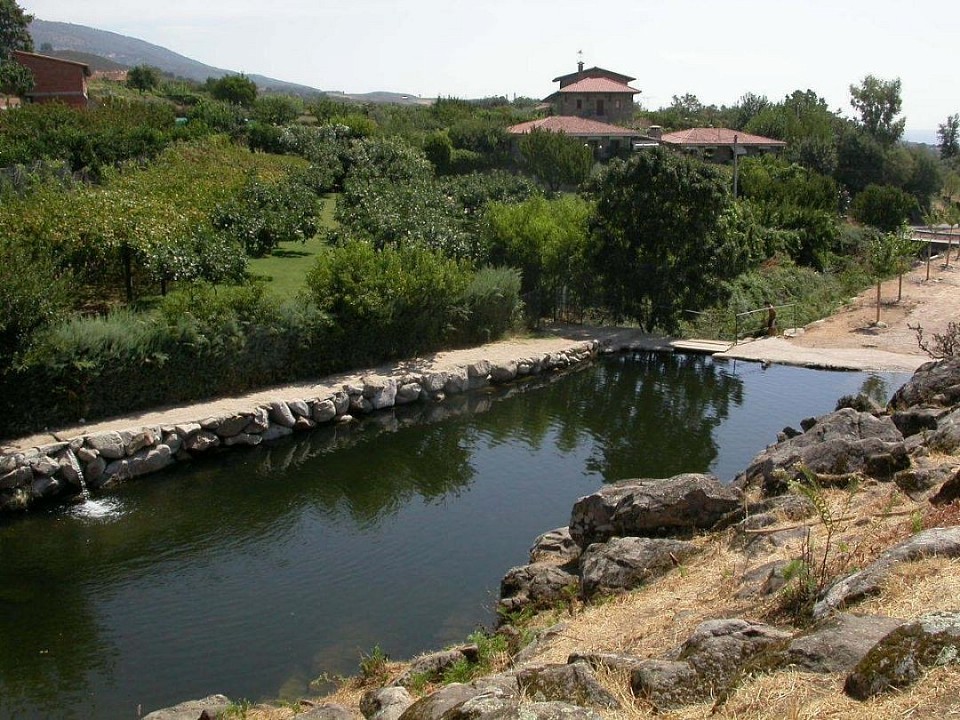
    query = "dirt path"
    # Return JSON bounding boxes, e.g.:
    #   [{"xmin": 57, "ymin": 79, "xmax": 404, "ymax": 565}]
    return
[{"xmin": 719, "ymin": 255, "xmax": 958, "ymax": 372}]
